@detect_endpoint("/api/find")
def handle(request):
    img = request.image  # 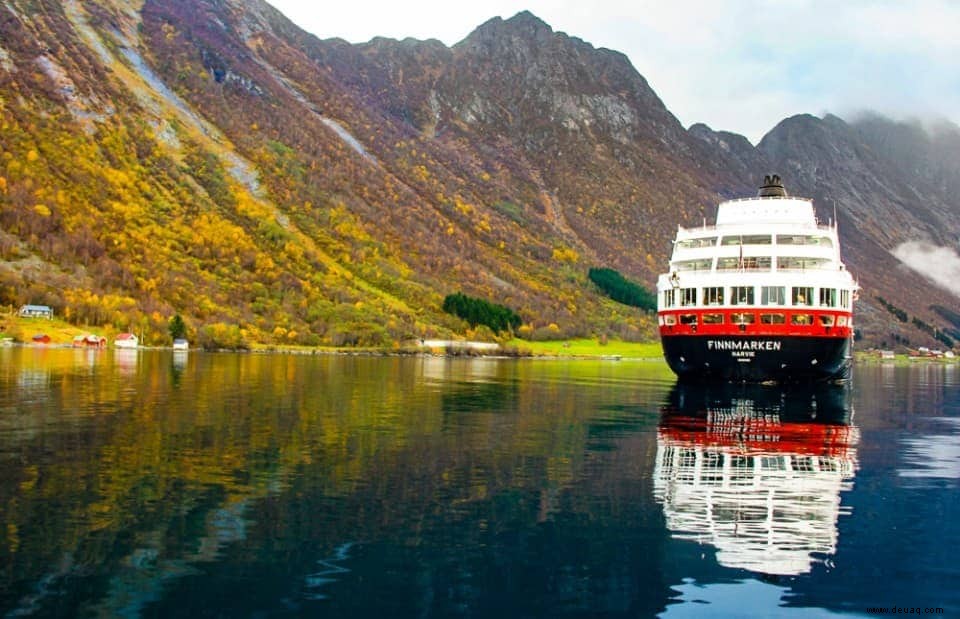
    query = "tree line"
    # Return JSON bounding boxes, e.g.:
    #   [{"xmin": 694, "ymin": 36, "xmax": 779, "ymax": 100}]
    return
[
  {"xmin": 442, "ymin": 292, "xmax": 521, "ymax": 334},
  {"xmin": 587, "ymin": 268, "xmax": 656, "ymax": 311}
]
